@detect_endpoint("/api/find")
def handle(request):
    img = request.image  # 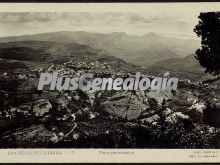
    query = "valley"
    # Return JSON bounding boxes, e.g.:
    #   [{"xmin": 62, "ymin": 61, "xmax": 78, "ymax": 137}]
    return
[{"xmin": 0, "ymin": 34, "xmax": 219, "ymax": 148}]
